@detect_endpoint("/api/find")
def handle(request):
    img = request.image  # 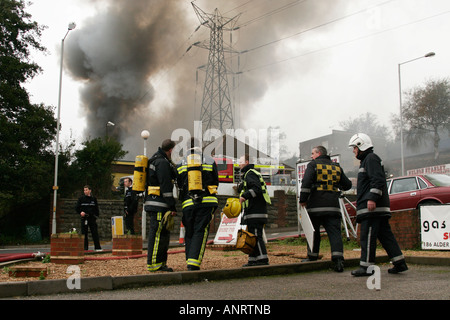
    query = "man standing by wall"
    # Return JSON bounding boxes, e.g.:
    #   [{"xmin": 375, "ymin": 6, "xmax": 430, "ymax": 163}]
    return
[
  {"xmin": 123, "ymin": 177, "xmax": 138, "ymax": 235},
  {"xmin": 299, "ymin": 146, "xmax": 352, "ymax": 272},
  {"xmin": 76, "ymin": 185, "xmax": 102, "ymax": 251}
]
